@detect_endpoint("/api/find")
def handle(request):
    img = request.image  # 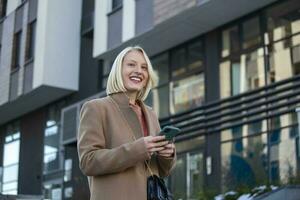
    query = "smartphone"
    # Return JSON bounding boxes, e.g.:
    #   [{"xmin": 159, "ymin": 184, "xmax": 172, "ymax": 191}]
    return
[{"xmin": 159, "ymin": 126, "xmax": 181, "ymax": 141}]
